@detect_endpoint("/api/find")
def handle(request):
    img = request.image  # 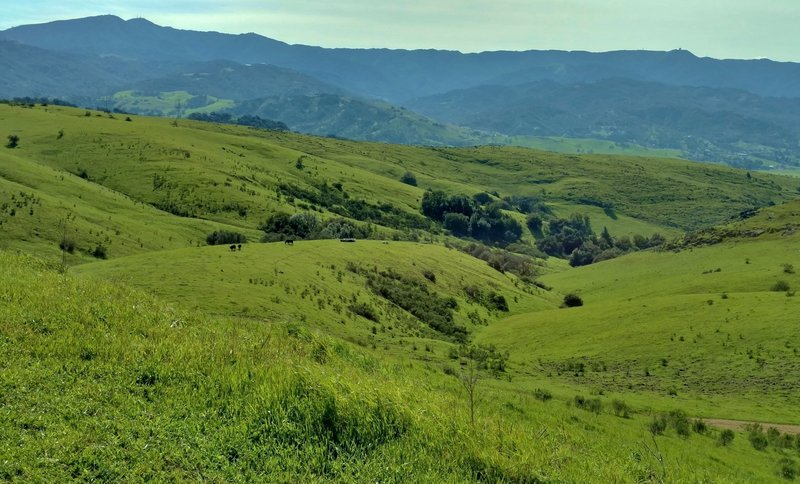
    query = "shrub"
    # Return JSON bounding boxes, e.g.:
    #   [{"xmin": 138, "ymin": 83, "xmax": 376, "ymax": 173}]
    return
[
  {"xmin": 59, "ymin": 238, "xmax": 76, "ymax": 254},
  {"xmin": 533, "ymin": 388, "xmax": 552, "ymax": 402},
  {"xmin": 692, "ymin": 419, "xmax": 707, "ymax": 434},
  {"xmin": 206, "ymin": 230, "xmax": 247, "ymax": 246},
  {"xmin": 400, "ymin": 171, "xmax": 417, "ymax": 186},
  {"xmin": 746, "ymin": 424, "xmax": 769, "ymax": 451},
  {"xmin": 668, "ymin": 410, "xmax": 691, "ymax": 438},
  {"xmin": 718, "ymin": 429, "xmax": 735, "ymax": 446},
  {"xmin": 780, "ymin": 458, "xmax": 798, "ymax": 480},
  {"xmin": 574, "ymin": 395, "xmax": 602, "ymax": 414},
  {"xmin": 91, "ymin": 244, "xmax": 107, "ymax": 259},
  {"xmin": 6, "ymin": 134, "xmax": 19, "ymax": 148},
  {"xmin": 611, "ymin": 399, "xmax": 630, "ymax": 418},
  {"xmin": 562, "ymin": 293, "xmax": 583, "ymax": 307},
  {"xmin": 784, "ymin": 263, "xmax": 796, "ymax": 274},
  {"xmin": 772, "ymin": 281, "xmax": 791, "ymax": 292},
  {"xmin": 422, "ymin": 270, "xmax": 436, "ymax": 283},
  {"xmin": 349, "ymin": 302, "xmax": 379, "ymax": 322},
  {"xmin": 649, "ymin": 415, "xmax": 668, "ymax": 435}
]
